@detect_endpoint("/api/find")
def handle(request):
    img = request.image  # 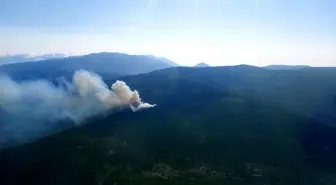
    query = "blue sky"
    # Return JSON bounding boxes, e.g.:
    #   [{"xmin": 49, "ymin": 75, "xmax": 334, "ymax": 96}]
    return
[{"xmin": 1, "ymin": 0, "xmax": 336, "ymax": 66}]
